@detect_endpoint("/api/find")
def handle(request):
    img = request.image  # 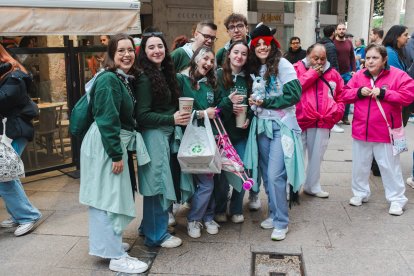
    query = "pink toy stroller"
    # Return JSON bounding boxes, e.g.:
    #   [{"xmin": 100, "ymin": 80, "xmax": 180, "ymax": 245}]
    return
[{"xmin": 213, "ymin": 114, "xmax": 254, "ymax": 190}]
